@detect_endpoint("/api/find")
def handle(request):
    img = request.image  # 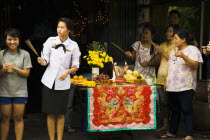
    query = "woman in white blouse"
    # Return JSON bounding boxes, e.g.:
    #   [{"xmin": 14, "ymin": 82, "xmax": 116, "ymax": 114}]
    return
[{"xmin": 37, "ymin": 18, "xmax": 81, "ymax": 140}]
